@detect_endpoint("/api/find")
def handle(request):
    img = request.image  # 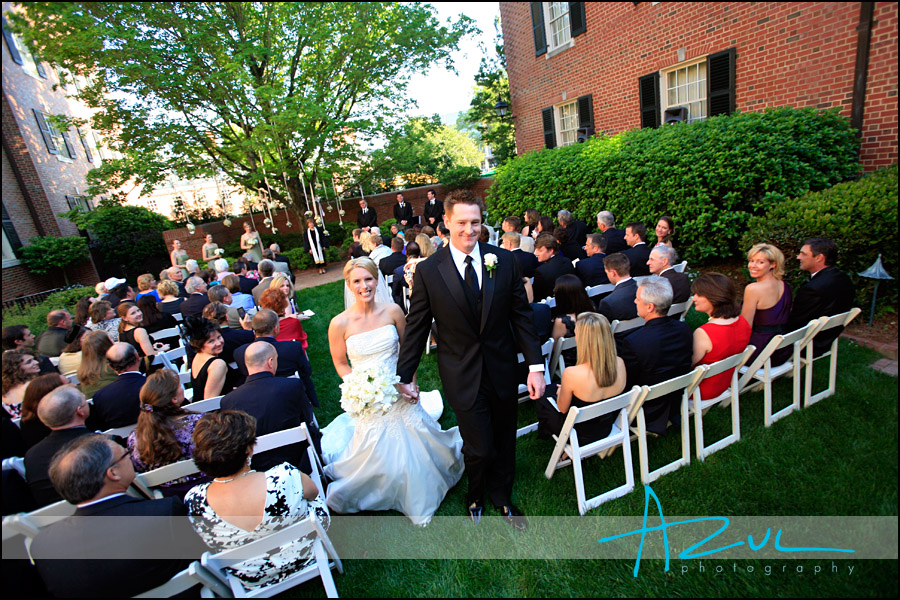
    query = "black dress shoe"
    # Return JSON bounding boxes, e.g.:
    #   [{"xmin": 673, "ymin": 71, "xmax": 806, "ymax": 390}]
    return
[
  {"xmin": 467, "ymin": 502, "xmax": 484, "ymax": 525},
  {"xmin": 499, "ymin": 505, "xmax": 528, "ymax": 531}
]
